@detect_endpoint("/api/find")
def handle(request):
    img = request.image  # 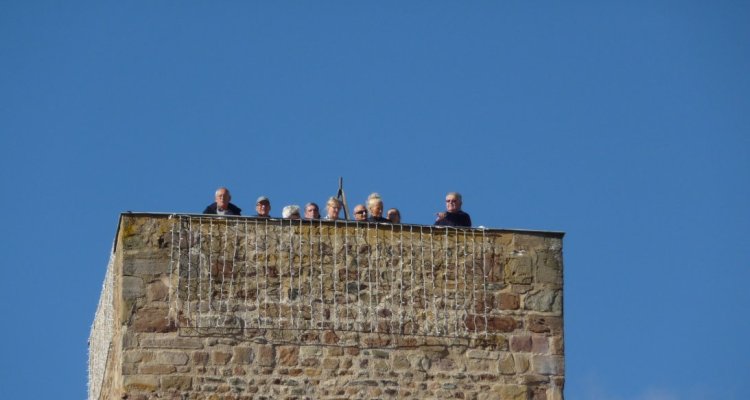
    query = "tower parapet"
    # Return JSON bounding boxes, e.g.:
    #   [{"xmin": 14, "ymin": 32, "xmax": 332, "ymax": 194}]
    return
[{"xmin": 89, "ymin": 213, "xmax": 564, "ymax": 399}]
